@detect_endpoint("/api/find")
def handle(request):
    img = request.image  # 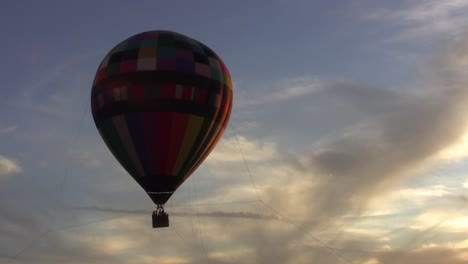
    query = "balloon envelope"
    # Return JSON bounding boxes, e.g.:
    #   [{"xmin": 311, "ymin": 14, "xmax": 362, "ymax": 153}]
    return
[{"xmin": 91, "ymin": 31, "xmax": 233, "ymax": 204}]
